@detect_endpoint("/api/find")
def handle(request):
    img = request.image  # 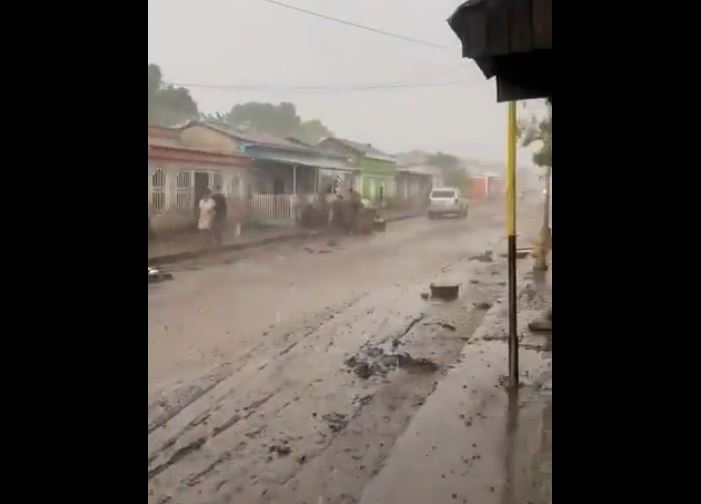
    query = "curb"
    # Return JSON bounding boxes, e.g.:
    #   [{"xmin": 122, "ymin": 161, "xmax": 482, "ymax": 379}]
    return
[{"xmin": 147, "ymin": 212, "xmax": 423, "ymax": 266}]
